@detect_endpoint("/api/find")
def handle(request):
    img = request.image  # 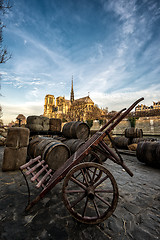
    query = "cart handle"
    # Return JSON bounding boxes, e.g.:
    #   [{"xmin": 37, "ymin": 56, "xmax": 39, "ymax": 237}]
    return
[
  {"xmin": 99, "ymin": 108, "xmax": 126, "ymax": 132},
  {"xmin": 105, "ymin": 97, "xmax": 144, "ymax": 134}
]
